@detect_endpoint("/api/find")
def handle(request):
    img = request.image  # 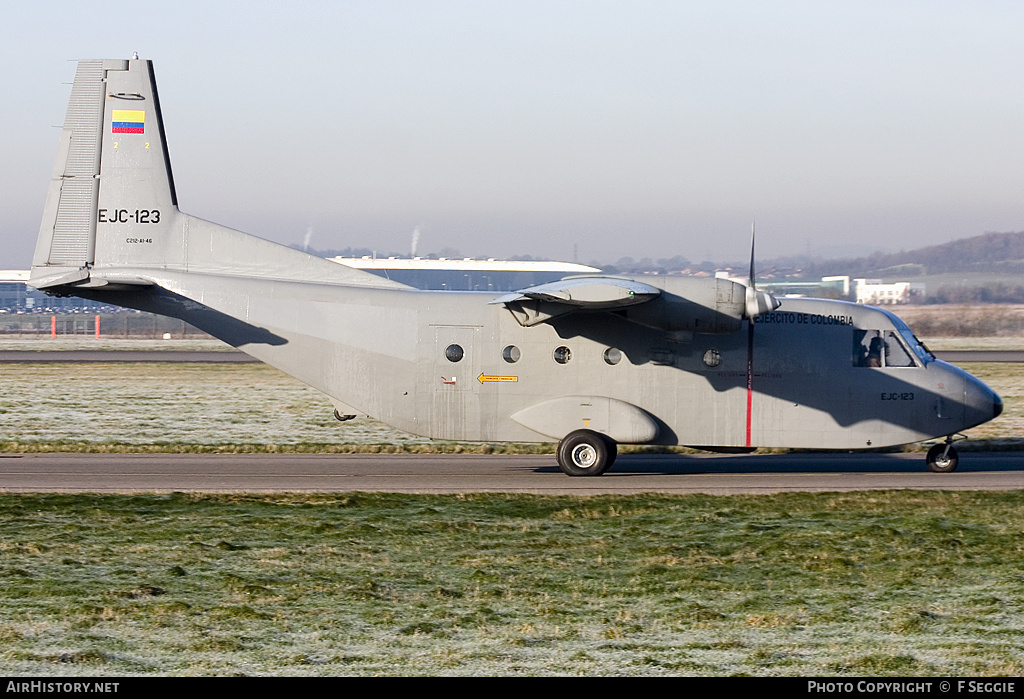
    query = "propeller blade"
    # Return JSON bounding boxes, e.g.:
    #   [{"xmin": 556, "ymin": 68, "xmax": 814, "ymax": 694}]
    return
[
  {"xmin": 743, "ymin": 221, "xmax": 781, "ymax": 319},
  {"xmin": 749, "ymin": 221, "xmax": 756, "ymax": 289}
]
